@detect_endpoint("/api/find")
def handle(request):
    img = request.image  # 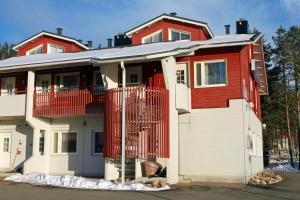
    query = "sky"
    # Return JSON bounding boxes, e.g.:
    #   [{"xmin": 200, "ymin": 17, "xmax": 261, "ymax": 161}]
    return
[{"xmin": 0, "ymin": 0, "xmax": 299, "ymax": 48}]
